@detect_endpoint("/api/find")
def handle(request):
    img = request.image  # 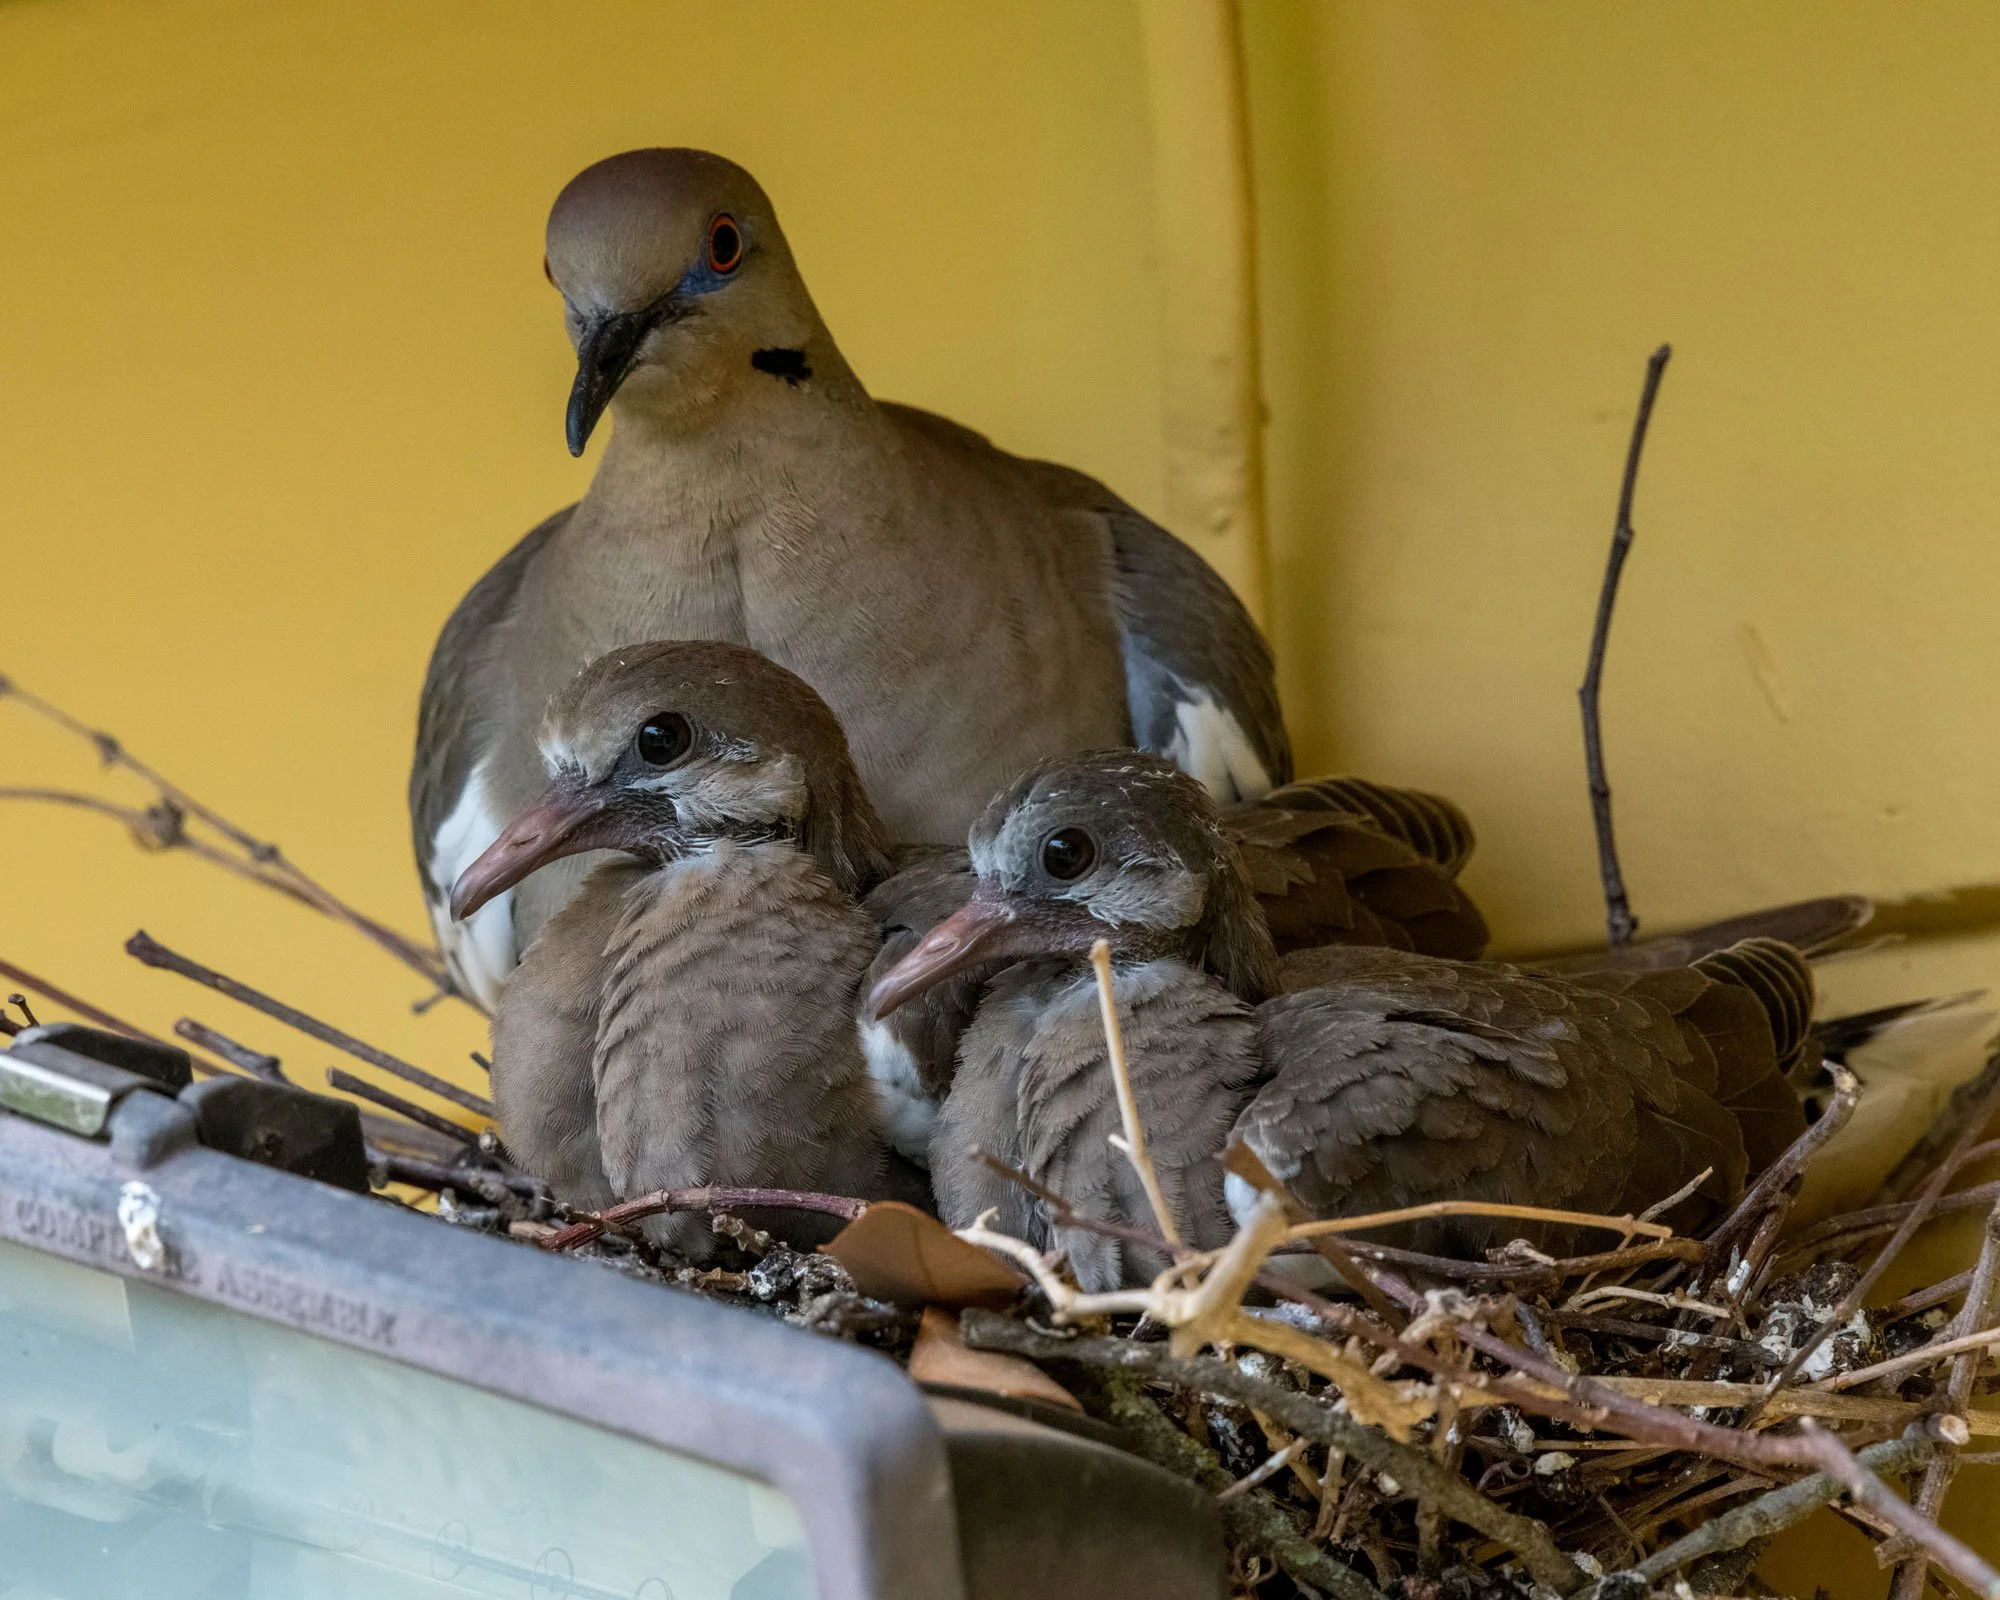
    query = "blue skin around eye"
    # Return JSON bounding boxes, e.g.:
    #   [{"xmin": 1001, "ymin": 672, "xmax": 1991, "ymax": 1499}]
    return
[{"xmin": 674, "ymin": 251, "xmax": 738, "ymax": 298}]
